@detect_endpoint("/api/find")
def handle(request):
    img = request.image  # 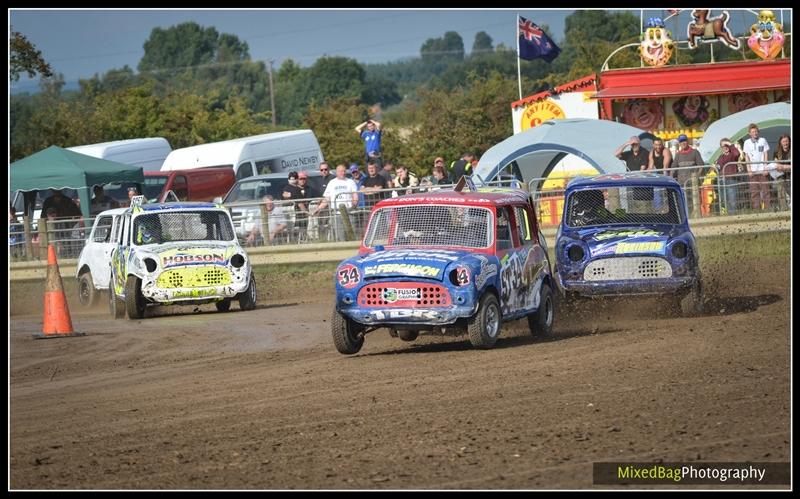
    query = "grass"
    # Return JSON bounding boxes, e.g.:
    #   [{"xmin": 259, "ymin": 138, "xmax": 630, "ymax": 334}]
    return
[
  {"xmin": 697, "ymin": 231, "xmax": 790, "ymax": 264},
  {"xmin": 10, "ymin": 231, "xmax": 789, "ymax": 316}
]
